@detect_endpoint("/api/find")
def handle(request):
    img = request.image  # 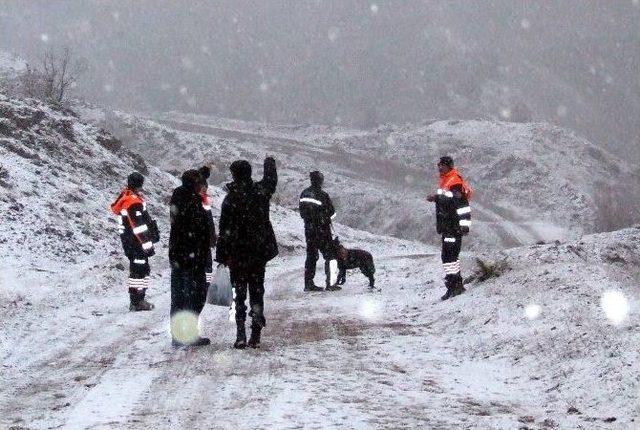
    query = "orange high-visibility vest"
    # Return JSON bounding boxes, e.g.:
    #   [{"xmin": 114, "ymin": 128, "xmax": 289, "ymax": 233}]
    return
[{"xmin": 438, "ymin": 169, "xmax": 473, "ymax": 200}]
